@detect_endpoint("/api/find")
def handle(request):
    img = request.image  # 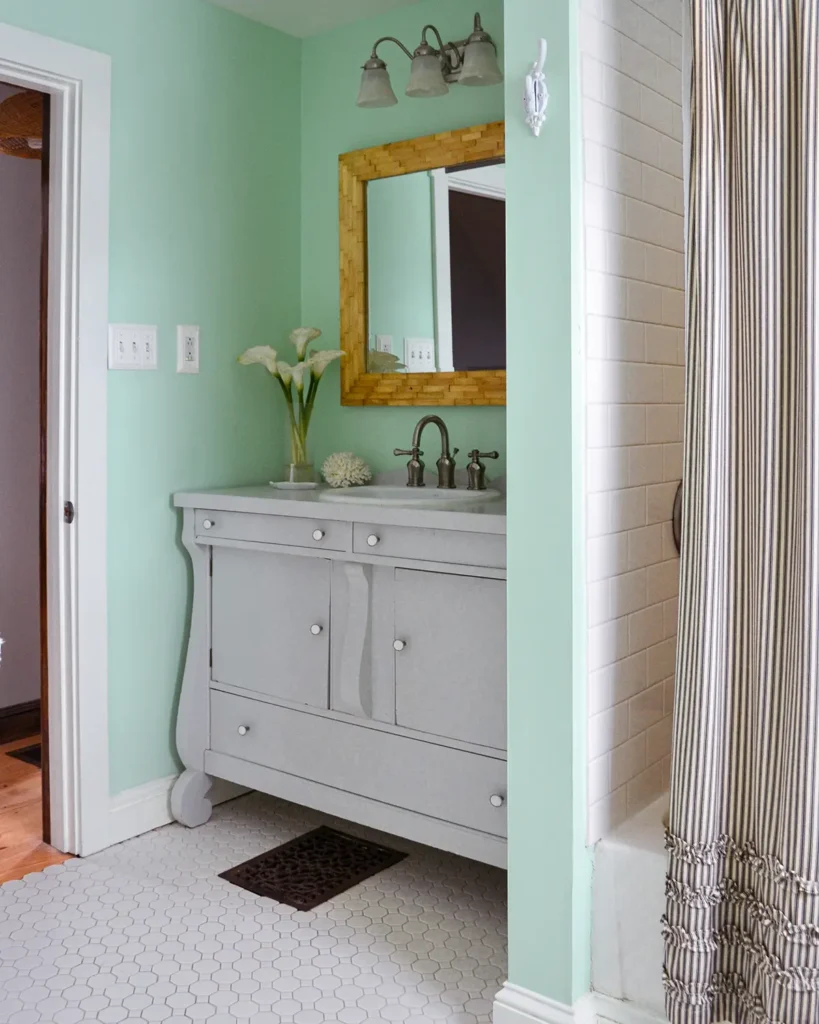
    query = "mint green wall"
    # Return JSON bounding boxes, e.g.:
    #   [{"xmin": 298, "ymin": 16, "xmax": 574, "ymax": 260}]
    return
[
  {"xmin": 505, "ymin": 0, "xmax": 590, "ymax": 1007},
  {"xmin": 300, "ymin": 0, "xmax": 507, "ymax": 475},
  {"xmin": 367, "ymin": 172, "xmax": 436, "ymax": 367},
  {"xmin": 0, "ymin": 0, "xmax": 302, "ymax": 793}
]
